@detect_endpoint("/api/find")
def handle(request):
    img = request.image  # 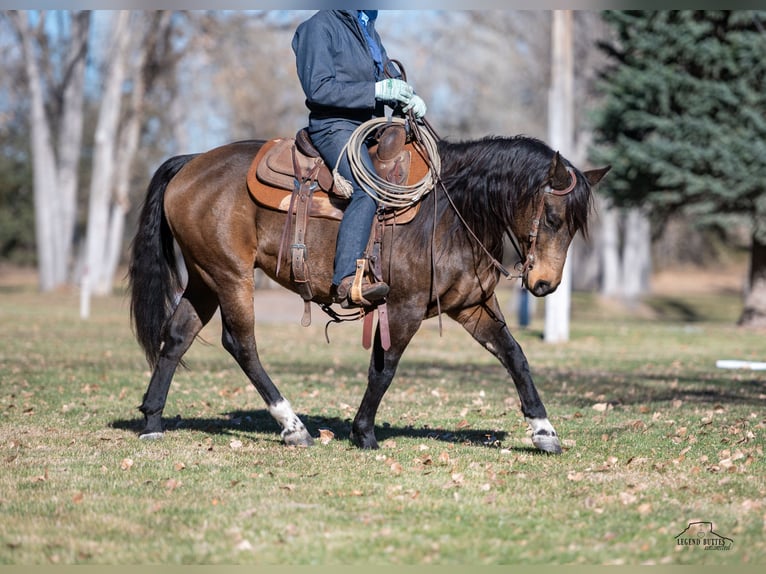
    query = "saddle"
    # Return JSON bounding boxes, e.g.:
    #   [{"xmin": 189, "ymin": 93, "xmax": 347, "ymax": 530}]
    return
[
  {"xmin": 247, "ymin": 124, "xmax": 429, "ymax": 222},
  {"xmin": 246, "ymin": 124, "xmax": 431, "ymax": 340}
]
